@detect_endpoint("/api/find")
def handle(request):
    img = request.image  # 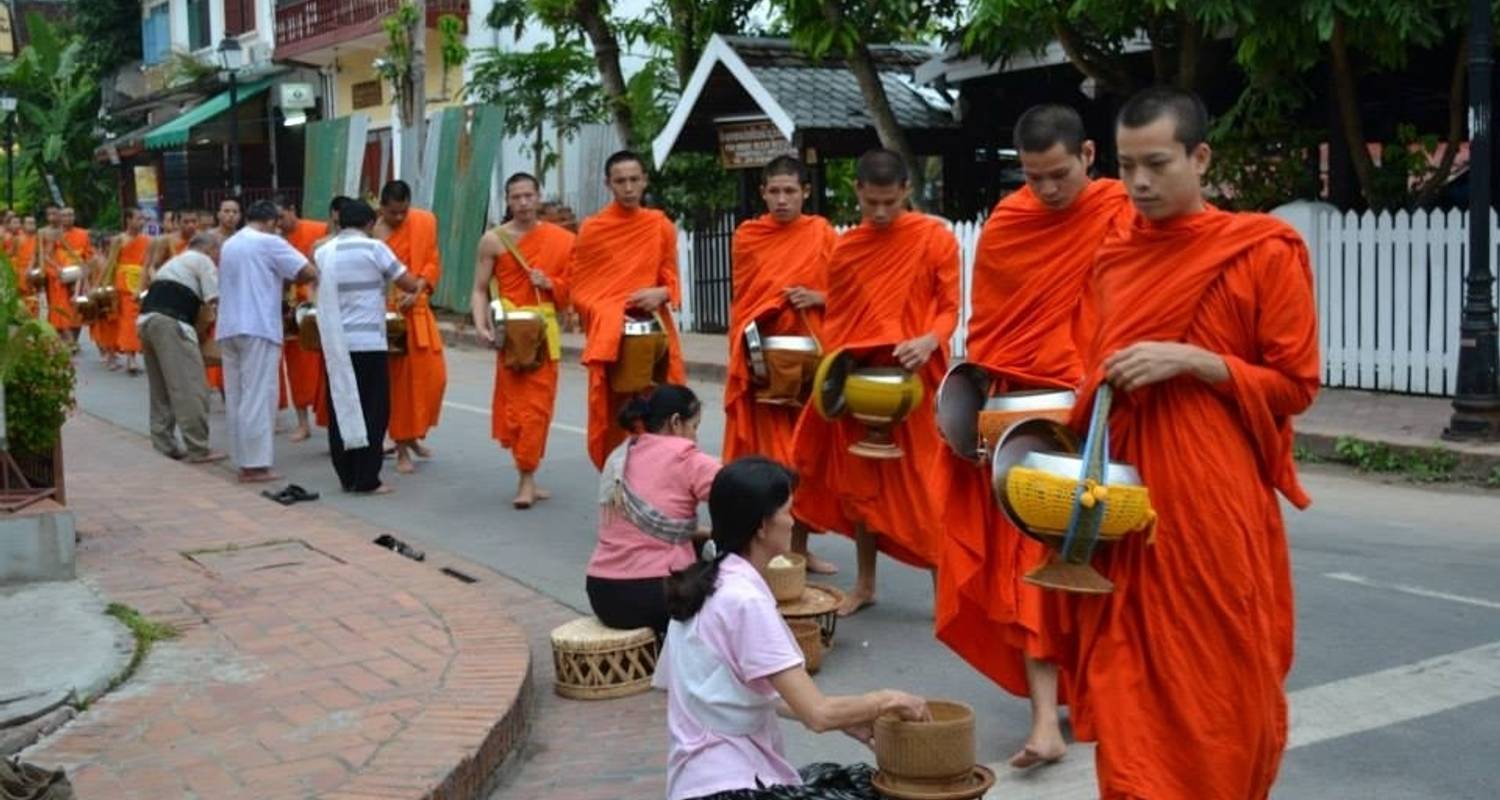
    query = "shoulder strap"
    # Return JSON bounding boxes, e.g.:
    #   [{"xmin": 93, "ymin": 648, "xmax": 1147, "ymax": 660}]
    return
[{"xmin": 492, "ymin": 225, "xmax": 543, "ymax": 306}]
